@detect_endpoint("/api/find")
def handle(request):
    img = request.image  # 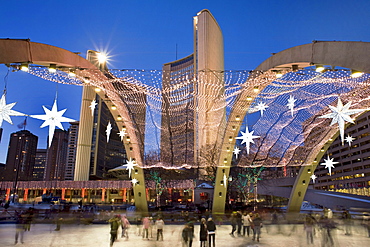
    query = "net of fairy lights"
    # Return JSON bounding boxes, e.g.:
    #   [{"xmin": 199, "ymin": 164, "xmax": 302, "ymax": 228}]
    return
[{"xmin": 15, "ymin": 65, "xmax": 370, "ymax": 169}]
